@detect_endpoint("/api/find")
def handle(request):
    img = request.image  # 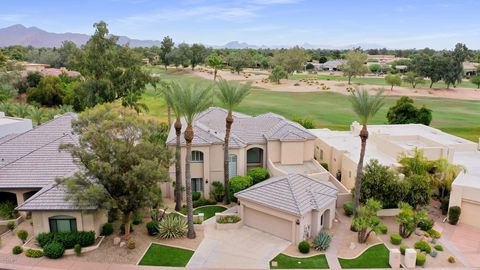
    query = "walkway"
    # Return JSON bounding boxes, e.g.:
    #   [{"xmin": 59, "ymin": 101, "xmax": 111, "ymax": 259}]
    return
[
  {"xmin": 324, "ymin": 213, "xmax": 349, "ymax": 270},
  {"xmin": 187, "ymin": 216, "xmax": 290, "ymax": 269},
  {"xmin": 437, "ymin": 221, "xmax": 480, "ymax": 268}
]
